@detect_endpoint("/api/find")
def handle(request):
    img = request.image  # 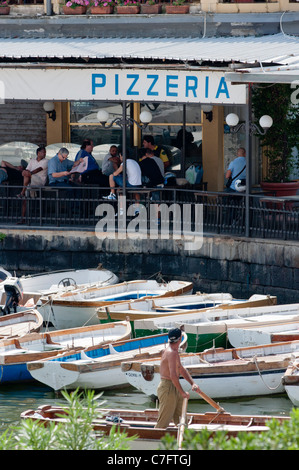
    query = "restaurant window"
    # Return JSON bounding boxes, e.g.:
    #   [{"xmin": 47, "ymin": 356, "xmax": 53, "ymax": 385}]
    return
[{"xmin": 69, "ymin": 101, "xmax": 202, "ymax": 171}]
